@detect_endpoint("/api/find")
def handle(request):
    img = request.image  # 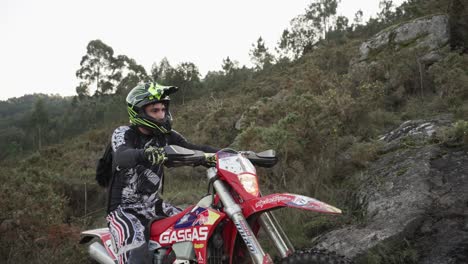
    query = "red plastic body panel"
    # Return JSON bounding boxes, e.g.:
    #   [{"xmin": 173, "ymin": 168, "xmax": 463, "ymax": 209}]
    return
[
  {"xmin": 80, "ymin": 227, "xmax": 117, "ymax": 260},
  {"xmin": 150, "ymin": 206, "xmax": 227, "ymax": 264},
  {"xmin": 217, "ymin": 168, "xmax": 258, "ymax": 201},
  {"xmin": 149, "ymin": 206, "xmax": 195, "ymax": 239},
  {"xmin": 242, "ymin": 193, "xmax": 342, "ymax": 217},
  {"xmin": 216, "ymin": 152, "xmax": 260, "ymax": 201}
]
